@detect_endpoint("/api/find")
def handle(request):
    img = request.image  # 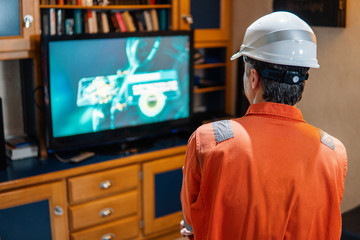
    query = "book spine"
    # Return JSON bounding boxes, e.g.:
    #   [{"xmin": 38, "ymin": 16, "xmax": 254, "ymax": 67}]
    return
[
  {"xmin": 115, "ymin": 12, "xmax": 127, "ymax": 32},
  {"xmin": 74, "ymin": 9, "xmax": 82, "ymax": 34},
  {"xmin": 50, "ymin": 8, "xmax": 56, "ymax": 35},
  {"xmin": 101, "ymin": 12, "xmax": 110, "ymax": 33},
  {"xmin": 110, "ymin": 13, "xmax": 120, "ymax": 32},
  {"xmin": 92, "ymin": 10, "xmax": 98, "ymax": 33},
  {"xmin": 143, "ymin": 10, "xmax": 153, "ymax": 31},
  {"xmin": 150, "ymin": 9, "xmax": 159, "ymax": 31},
  {"xmin": 42, "ymin": 10, "xmax": 50, "ymax": 35},
  {"xmin": 158, "ymin": 9, "xmax": 168, "ymax": 30},
  {"xmin": 122, "ymin": 11, "xmax": 136, "ymax": 32},
  {"xmin": 57, "ymin": 0, "xmax": 65, "ymax": 4}
]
